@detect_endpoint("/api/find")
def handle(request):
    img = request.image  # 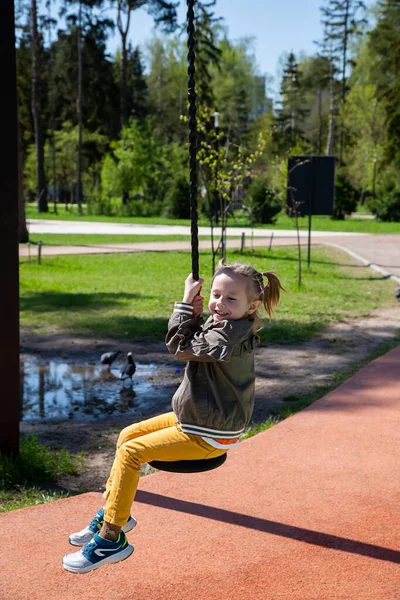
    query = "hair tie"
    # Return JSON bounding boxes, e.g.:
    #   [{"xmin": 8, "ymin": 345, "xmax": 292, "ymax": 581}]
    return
[{"xmin": 259, "ymin": 283, "xmax": 265, "ymax": 295}]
